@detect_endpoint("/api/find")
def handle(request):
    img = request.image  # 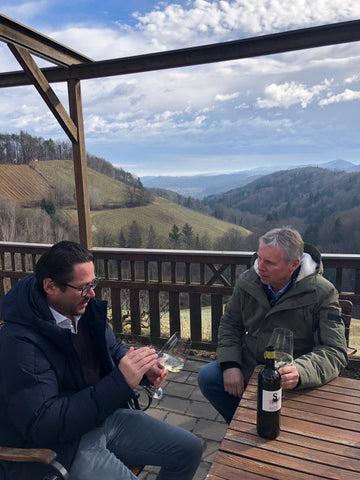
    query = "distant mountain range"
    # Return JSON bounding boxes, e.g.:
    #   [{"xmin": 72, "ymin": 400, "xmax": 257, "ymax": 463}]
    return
[
  {"xmin": 201, "ymin": 165, "xmax": 360, "ymax": 253},
  {"xmin": 141, "ymin": 159, "xmax": 360, "ymax": 199}
]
